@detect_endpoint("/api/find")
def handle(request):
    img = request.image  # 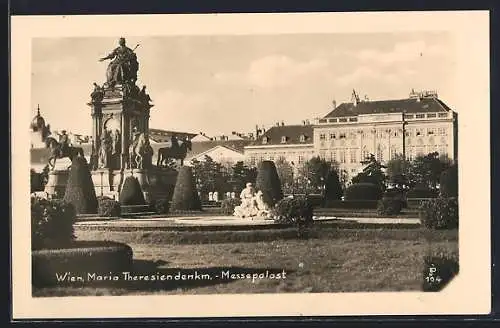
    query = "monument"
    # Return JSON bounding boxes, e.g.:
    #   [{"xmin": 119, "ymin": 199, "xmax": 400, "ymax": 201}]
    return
[{"xmin": 87, "ymin": 37, "xmax": 154, "ymax": 201}]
